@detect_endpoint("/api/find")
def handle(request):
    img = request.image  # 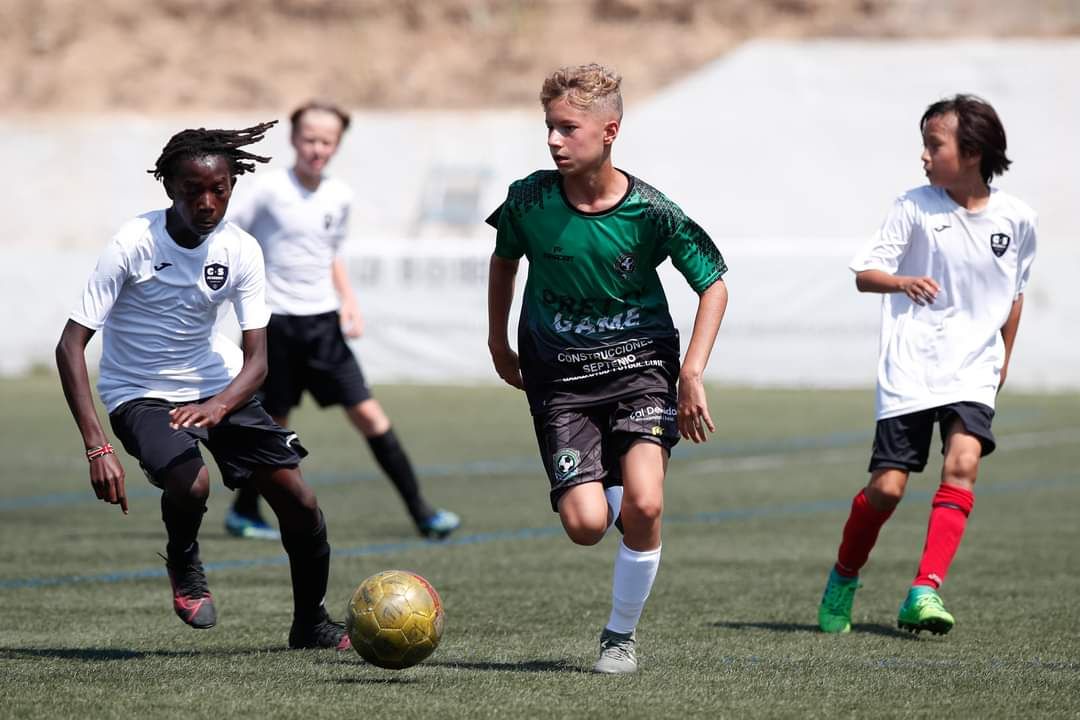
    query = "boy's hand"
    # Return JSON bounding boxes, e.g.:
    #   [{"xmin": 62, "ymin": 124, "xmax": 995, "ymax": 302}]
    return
[
  {"xmin": 489, "ymin": 343, "xmax": 524, "ymax": 390},
  {"xmin": 340, "ymin": 300, "xmax": 364, "ymax": 339},
  {"xmin": 899, "ymin": 276, "xmax": 941, "ymax": 306},
  {"xmin": 90, "ymin": 453, "xmax": 128, "ymax": 514},
  {"xmin": 169, "ymin": 401, "xmax": 228, "ymax": 430},
  {"xmin": 677, "ymin": 374, "xmax": 715, "ymax": 443}
]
